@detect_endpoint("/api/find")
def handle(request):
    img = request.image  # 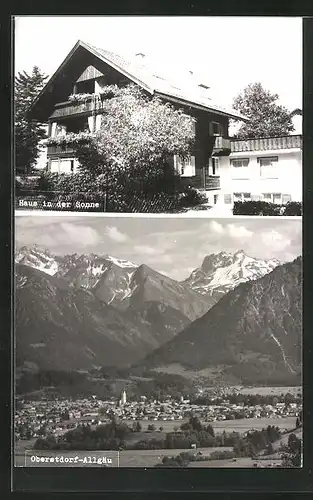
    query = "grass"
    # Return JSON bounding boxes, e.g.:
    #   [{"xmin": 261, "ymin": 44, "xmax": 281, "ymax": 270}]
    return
[{"xmin": 122, "ymin": 416, "xmax": 296, "ymax": 434}]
